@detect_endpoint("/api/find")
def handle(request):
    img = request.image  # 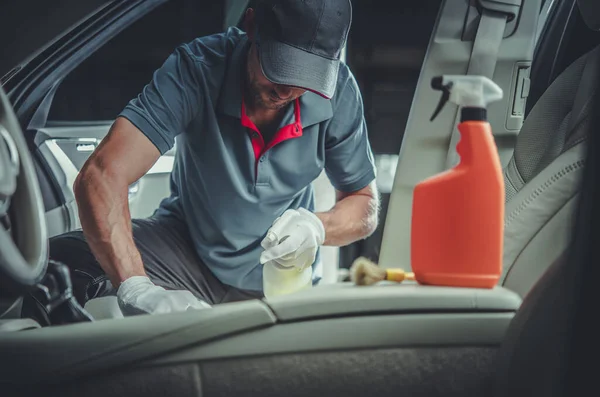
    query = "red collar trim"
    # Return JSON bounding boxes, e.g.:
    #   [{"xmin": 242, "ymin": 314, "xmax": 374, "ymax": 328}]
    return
[{"xmin": 241, "ymin": 99, "xmax": 303, "ymax": 160}]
